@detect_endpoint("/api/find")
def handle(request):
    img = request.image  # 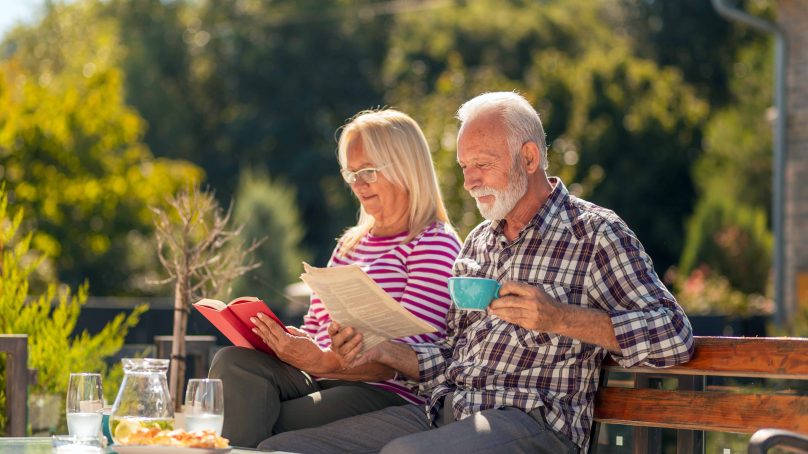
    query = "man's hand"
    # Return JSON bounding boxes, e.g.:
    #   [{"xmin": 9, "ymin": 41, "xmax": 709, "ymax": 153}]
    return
[
  {"xmin": 328, "ymin": 321, "xmax": 422, "ymax": 379},
  {"xmin": 251, "ymin": 313, "xmax": 338, "ymax": 373},
  {"xmin": 489, "ymin": 281, "xmax": 622, "ymax": 353},
  {"xmin": 488, "ymin": 281, "xmax": 562, "ymax": 332},
  {"xmin": 327, "ymin": 321, "xmax": 386, "ymax": 369}
]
